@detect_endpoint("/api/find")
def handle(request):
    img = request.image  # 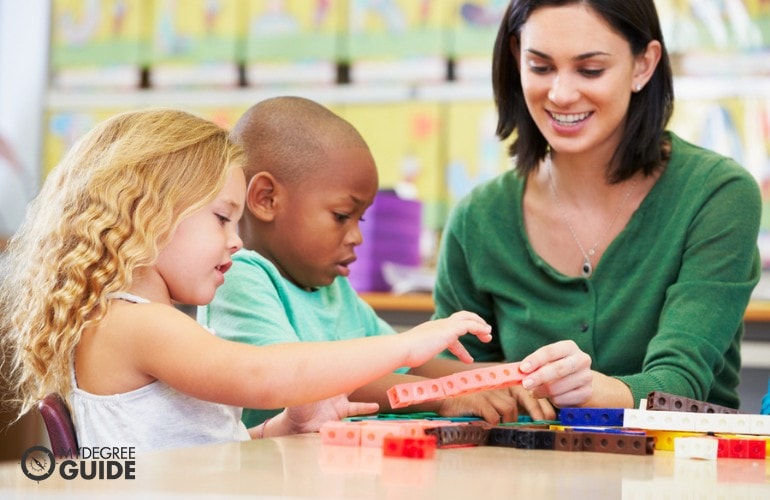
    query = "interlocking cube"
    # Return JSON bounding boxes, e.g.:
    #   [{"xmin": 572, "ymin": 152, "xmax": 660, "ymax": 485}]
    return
[
  {"xmin": 623, "ymin": 408, "xmax": 697, "ymax": 431},
  {"xmin": 388, "ymin": 362, "xmax": 524, "ymax": 409},
  {"xmin": 559, "ymin": 408, "xmax": 625, "ymax": 427},
  {"xmin": 320, "ymin": 421, "xmax": 362, "ymax": 446},
  {"xmin": 383, "ymin": 435, "xmax": 437, "ymax": 459},
  {"xmin": 674, "ymin": 436, "xmax": 718, "ymax": 460},
  {"xmin": 694, "ymin": 412, "xmax": 751, "ymax": 434},
  {"xmin": 717, "ymin": 437, "xmax": 767, "ymax": 459},
  {"xmin": 360, "ymin": 424, "xmax": 400, "ymax": 448}
]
